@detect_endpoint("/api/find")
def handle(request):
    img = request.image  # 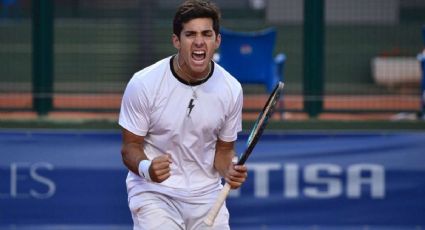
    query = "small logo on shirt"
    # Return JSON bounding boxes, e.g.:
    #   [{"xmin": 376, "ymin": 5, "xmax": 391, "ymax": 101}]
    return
[{"xmin": 187, "ymin": 98, "xmax": 195, "ymax": 117}]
